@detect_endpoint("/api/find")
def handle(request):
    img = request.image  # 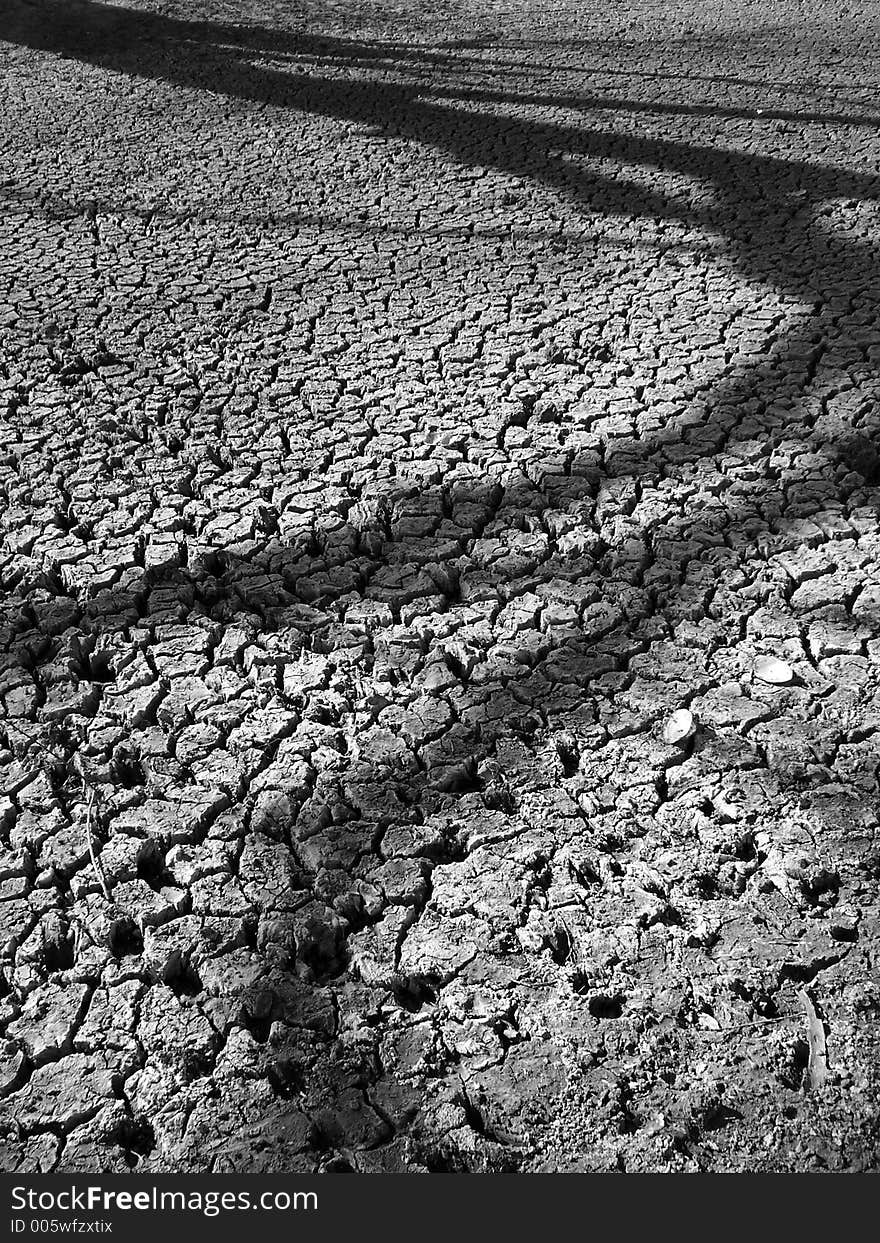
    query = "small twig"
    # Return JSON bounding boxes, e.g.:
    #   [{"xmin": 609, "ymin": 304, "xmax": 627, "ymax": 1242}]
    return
[
  {"xmin": 798, "ymin": 988, "xmax": 828, "ymax": 1091},
  {"xmin": 75, "ymin": 757, "xmax": 112, "ymax": 902},
  {"xmin": 84, "ymin": 785, "xmax": 112, "ymax": 902},
  {"xmin": 698, "ymin": 1015, "xmax": 792, "ymax": 1038}
]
